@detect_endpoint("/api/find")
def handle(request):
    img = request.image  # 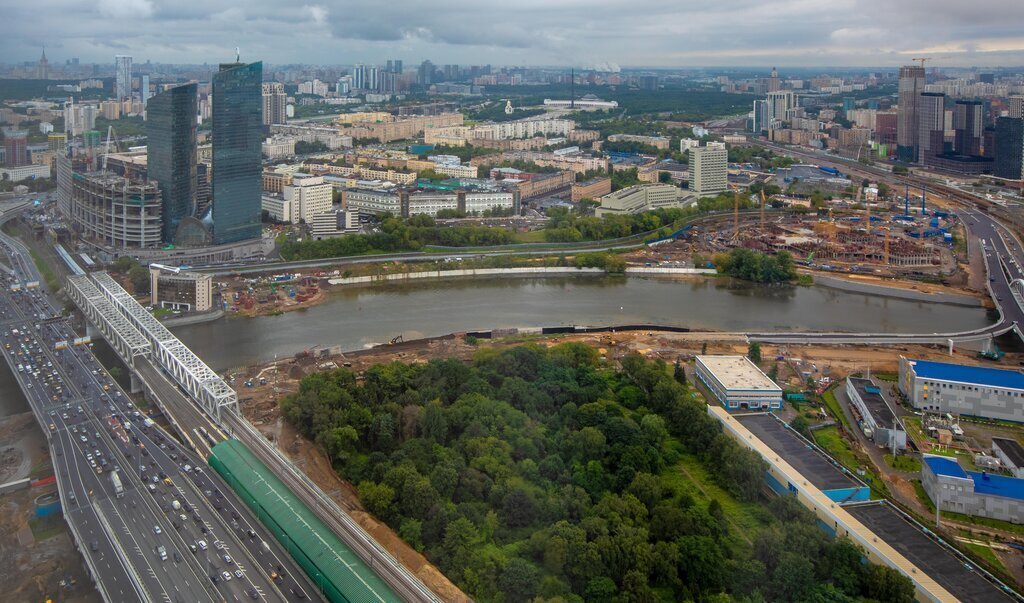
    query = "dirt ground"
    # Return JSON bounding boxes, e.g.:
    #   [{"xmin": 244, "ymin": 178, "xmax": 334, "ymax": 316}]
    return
[{"xmin": 0, "ymin": 413, "xmax": 100, "ymax": 603}]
